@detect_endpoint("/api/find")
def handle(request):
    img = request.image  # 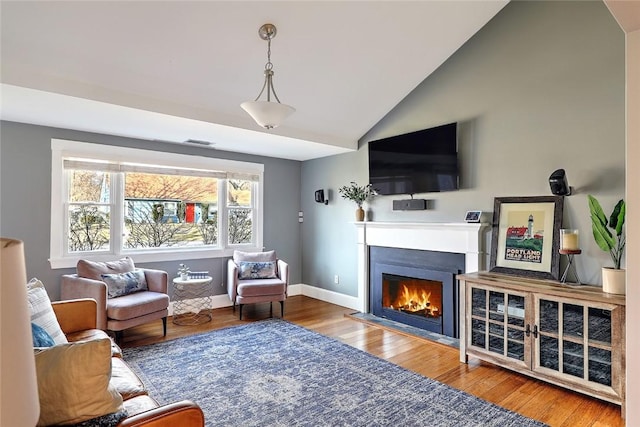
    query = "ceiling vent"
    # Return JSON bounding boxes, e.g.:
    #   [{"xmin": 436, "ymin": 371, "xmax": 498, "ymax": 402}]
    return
[{"xmin": 183, "ymin": 139, "xmax": 215, "ymax": 147}]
